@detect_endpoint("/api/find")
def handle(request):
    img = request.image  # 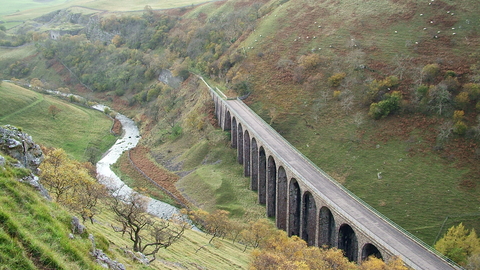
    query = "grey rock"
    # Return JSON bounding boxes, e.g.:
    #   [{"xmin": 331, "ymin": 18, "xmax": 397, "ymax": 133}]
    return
[
  {"xmin": 0, "ymin": 125, "xmax": 44, "ymax": 174},
  {"xmin": 71, "ymin": 216, "xmax": 86, "ymax": 235}
]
